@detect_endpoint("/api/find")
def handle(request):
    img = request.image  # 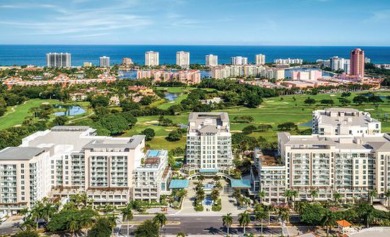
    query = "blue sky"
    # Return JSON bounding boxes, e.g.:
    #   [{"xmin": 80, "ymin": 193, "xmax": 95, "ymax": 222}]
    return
[{"xmin": 0, "ymin": 0, "xmax": 389, "ymax": 45}]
